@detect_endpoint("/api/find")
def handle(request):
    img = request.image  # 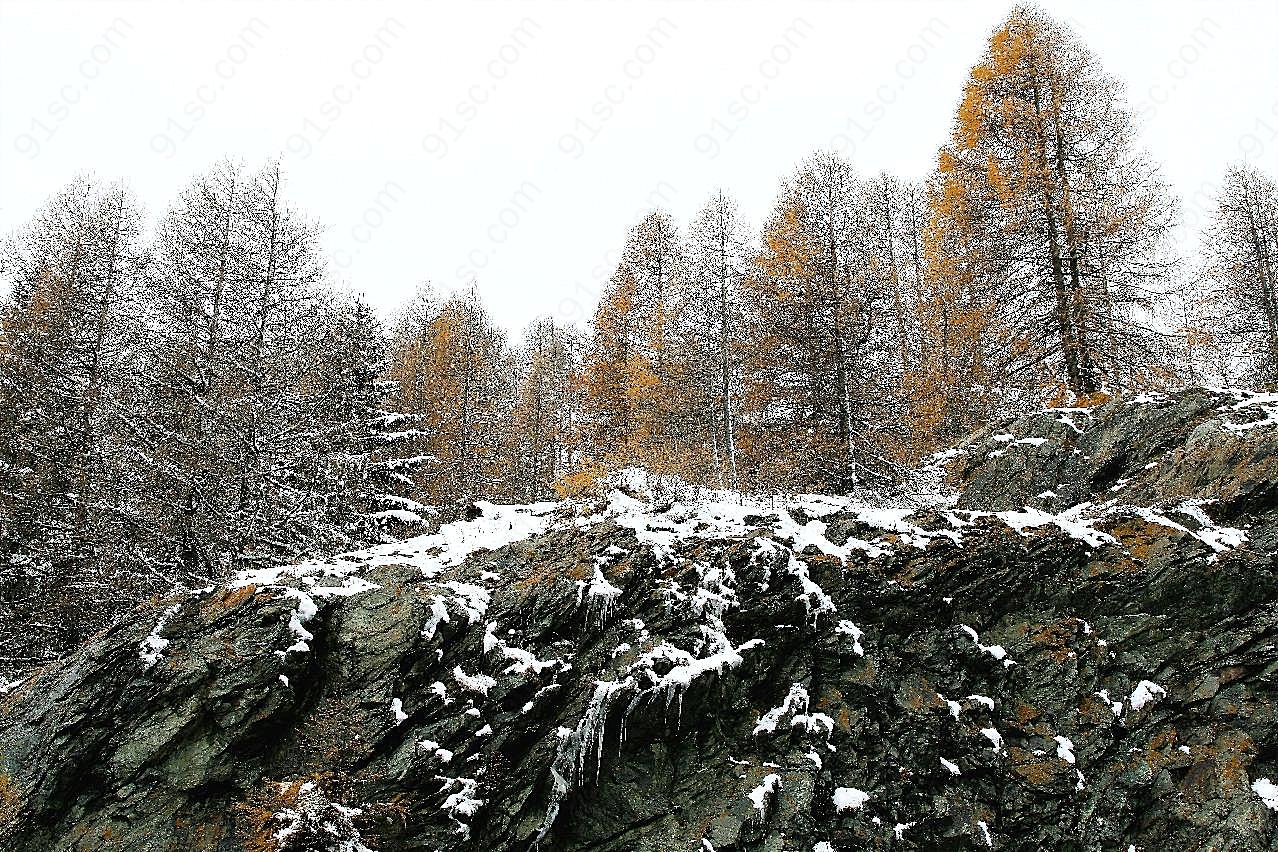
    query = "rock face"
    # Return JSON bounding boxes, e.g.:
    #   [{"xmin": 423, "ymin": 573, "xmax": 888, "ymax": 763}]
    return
[{"xmin": 2, "ymin": 388, "xmax": 1277, "ymax": 852}]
